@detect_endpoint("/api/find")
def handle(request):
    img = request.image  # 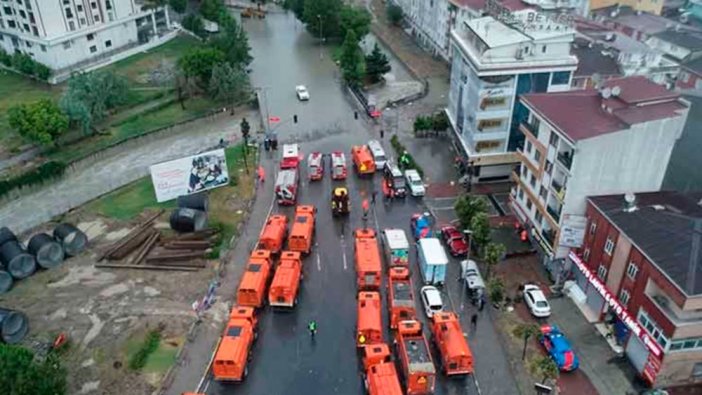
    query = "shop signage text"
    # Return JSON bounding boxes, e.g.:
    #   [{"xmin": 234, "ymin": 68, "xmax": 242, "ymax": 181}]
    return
[
  {"xmin": 485, "ymin": 0, "xmax": 574, "ymax": 31},
  {"xmin": 569, "ymin": 251, "xmax": 662, "ymax": 357}
]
